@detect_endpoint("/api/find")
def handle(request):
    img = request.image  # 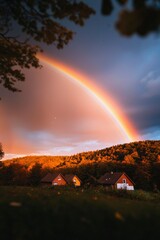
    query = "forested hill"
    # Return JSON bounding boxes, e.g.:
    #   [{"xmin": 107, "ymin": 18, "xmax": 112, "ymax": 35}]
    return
[{"xmin": 3, "ymin": 140, "xmax": 160, "ymax": 169}]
